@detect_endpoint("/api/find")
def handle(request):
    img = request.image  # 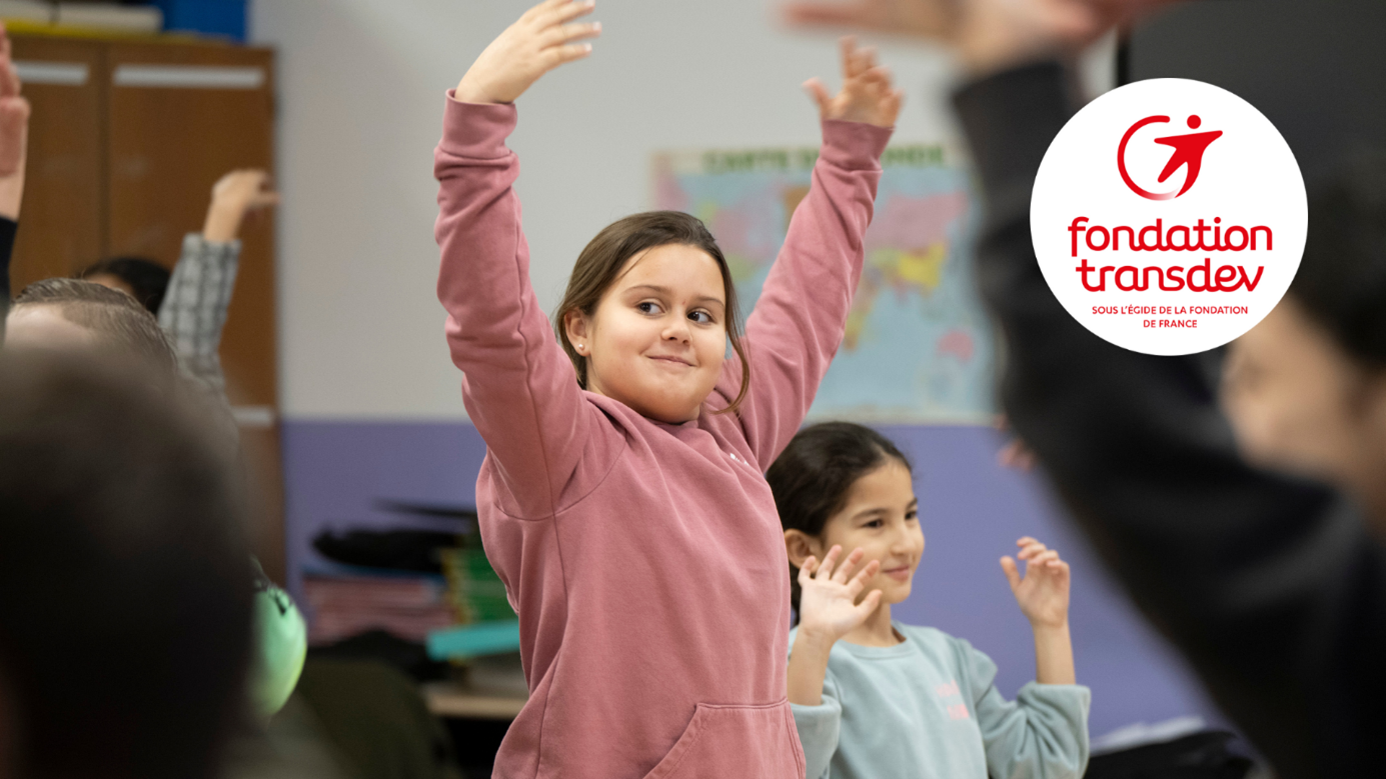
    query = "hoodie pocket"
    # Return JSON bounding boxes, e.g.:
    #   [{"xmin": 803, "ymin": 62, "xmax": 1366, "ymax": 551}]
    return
[{"xmin": 642, "ymin": 700, "xmax": 804, "ymax": 779}]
